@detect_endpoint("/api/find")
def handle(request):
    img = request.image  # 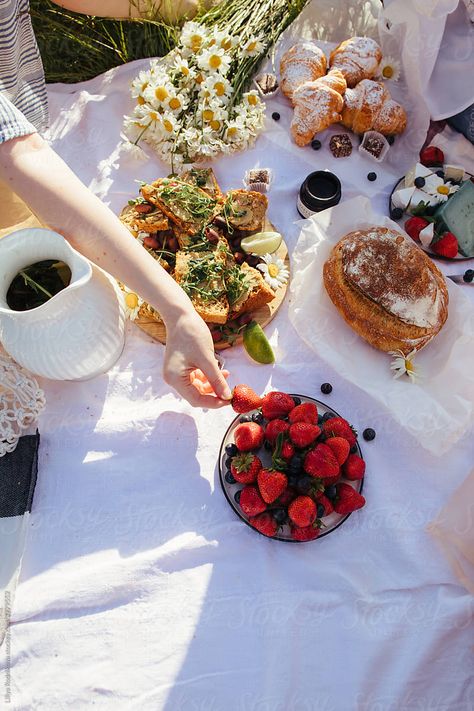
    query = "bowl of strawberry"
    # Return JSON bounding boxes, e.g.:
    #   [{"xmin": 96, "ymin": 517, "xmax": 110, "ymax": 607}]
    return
[{"xmin": 219, "ymin": 386, "xmax": 366, "ymax": 542}]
